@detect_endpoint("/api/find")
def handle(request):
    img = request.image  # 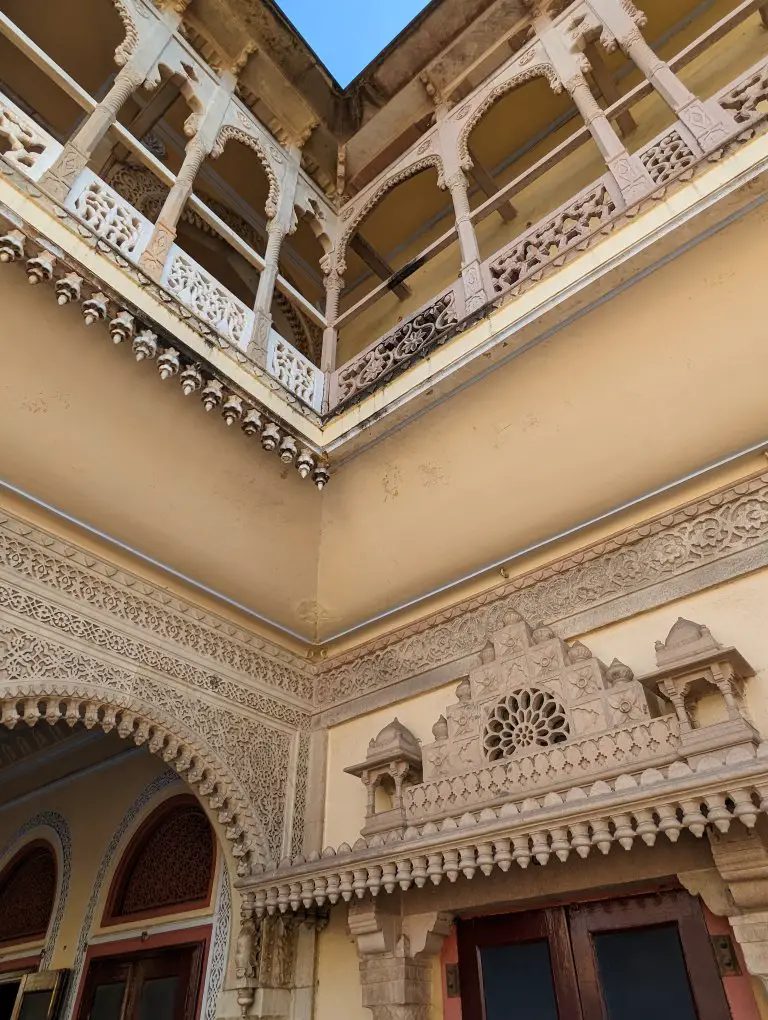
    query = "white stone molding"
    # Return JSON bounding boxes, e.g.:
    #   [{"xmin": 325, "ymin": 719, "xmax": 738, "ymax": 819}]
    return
[
  {"xmin": 161, "ymin": 244, "xmax": 255, "ymax": 349},
  {"xmin": 0, "ymin": 624, "xmax": 280, "ymax": 871},
  {"xmin": 0, "ymin": 811, "xmax": 72, "ymax": 967},
  {"xmin": 266, "ymin": 329, "xmax": 323, "ymax": 411},
  {"xmin": 246, "ymin": 618, "xmax": 766, "ymax": 912},
  {"xmin": 202, "ymin": 860, "xmax": 232, "ymax": 1020}
]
